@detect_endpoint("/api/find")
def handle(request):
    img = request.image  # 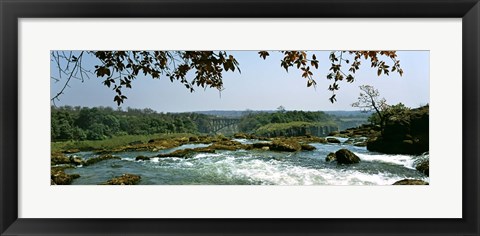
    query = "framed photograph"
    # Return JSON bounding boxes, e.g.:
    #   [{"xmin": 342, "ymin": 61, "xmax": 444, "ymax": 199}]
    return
[{"xmin": 1, "ymin": 0, "xmax": 479, "ymax": 235}]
